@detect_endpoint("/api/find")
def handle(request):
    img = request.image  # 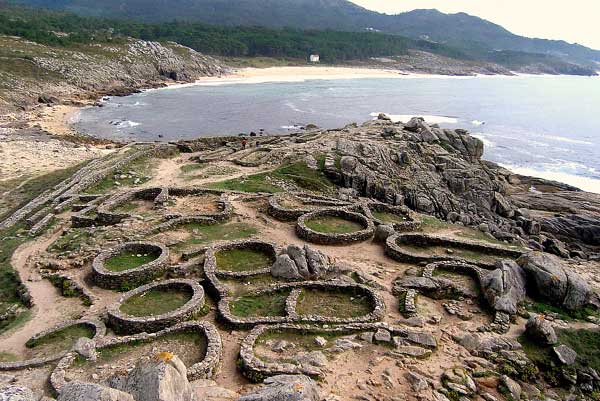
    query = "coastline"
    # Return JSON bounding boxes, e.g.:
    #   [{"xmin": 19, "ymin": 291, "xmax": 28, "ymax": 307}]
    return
[{"xmin": 4, "ymin": 66, "xmax": 600, "ymax": 194}]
